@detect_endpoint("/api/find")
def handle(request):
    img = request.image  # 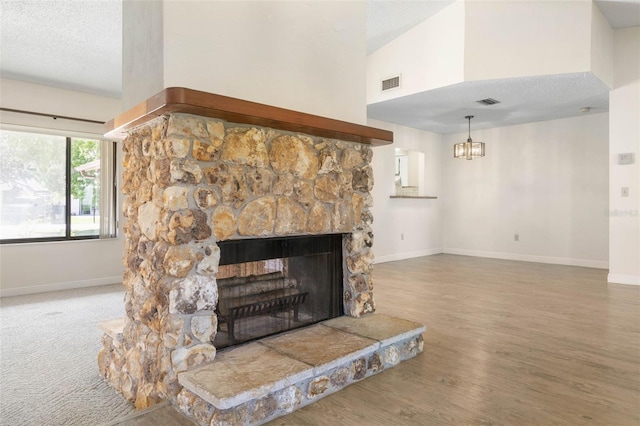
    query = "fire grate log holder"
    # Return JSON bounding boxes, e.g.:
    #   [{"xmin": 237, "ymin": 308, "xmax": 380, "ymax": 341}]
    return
[{"xmin": 217, "ymin": 290, "xmax": 309, "ymax": 343}]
